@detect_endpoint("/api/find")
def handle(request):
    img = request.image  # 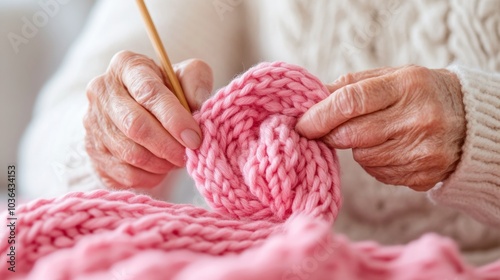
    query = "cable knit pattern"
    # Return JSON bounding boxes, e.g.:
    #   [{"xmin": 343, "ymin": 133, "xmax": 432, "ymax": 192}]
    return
[
  {"xmin": 448, "ymin": 0, "xmax": 500, "ymax": 70},
  {"xmin": 4, "ymin": 62, "xmax": 500, "ymax": 279}
]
